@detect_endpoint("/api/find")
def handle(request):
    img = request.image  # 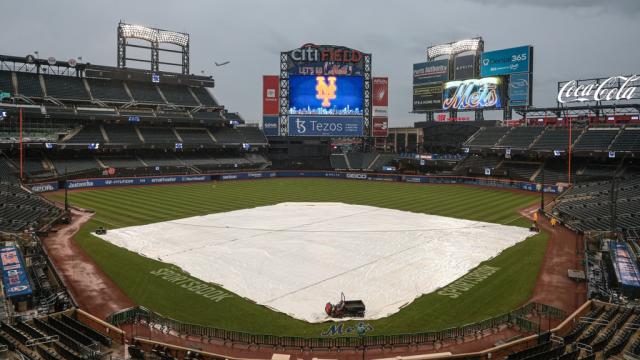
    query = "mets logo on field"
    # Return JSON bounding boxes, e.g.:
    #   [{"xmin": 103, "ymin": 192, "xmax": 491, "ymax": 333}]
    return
[{"xmin": 316, "ymin": 76, "xmax": 337, "ymax": 107}]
